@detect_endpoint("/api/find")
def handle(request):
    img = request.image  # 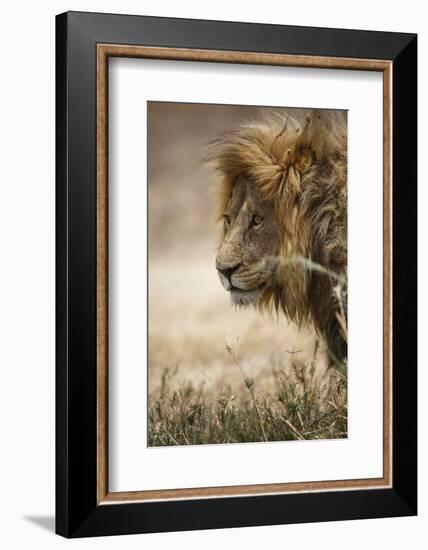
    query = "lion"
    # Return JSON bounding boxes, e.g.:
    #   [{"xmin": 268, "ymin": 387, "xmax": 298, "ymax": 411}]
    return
[{"xmin": 204, "ymin": 109, "xmax": 347, "ymax": 364}]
